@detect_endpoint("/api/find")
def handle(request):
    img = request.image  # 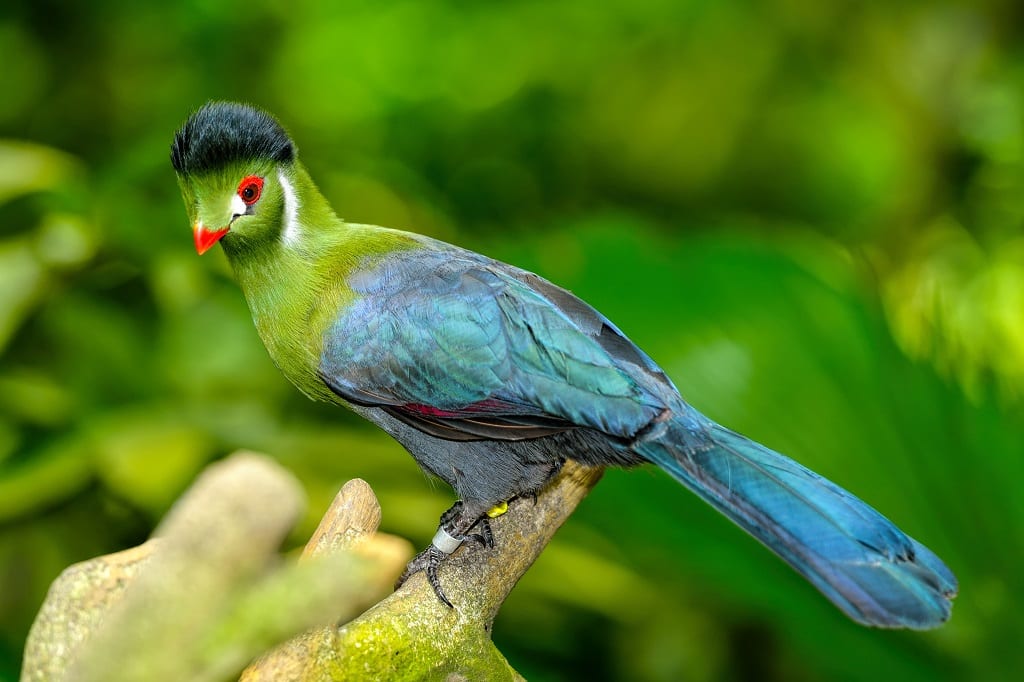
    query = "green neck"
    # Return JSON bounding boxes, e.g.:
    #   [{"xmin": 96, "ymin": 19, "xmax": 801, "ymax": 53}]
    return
[{"xmin": 222, "ymin": 163, "xmax": 354, "ymax": 403}]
